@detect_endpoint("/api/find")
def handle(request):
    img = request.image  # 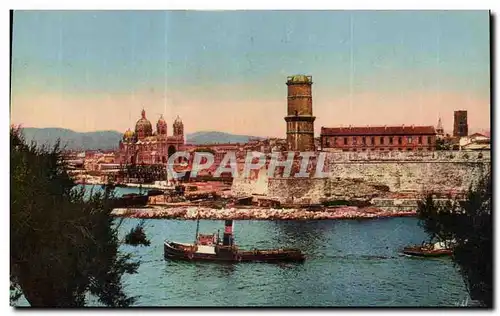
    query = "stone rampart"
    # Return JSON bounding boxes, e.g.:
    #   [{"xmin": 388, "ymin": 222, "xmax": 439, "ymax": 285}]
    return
[
  {"xmin": 231, "ymin": 150, "xmax": 490, "ymax": 204},
  {"xmin": 324, "ymin": 150, "xmax": 489, "ymax": 193}
]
